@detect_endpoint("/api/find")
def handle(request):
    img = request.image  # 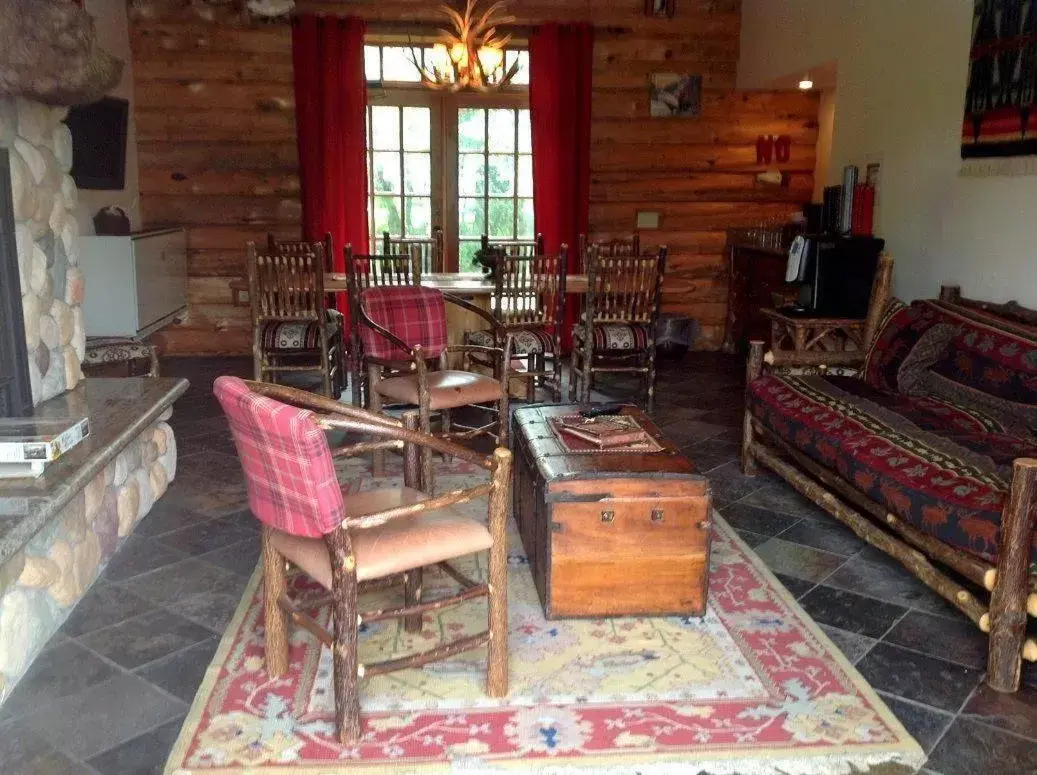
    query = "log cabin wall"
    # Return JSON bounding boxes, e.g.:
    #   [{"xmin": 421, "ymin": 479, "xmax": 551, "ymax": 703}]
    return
[{"xmin": 129, "ymin": 0, "xmax": 818, "ymax": 355}]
